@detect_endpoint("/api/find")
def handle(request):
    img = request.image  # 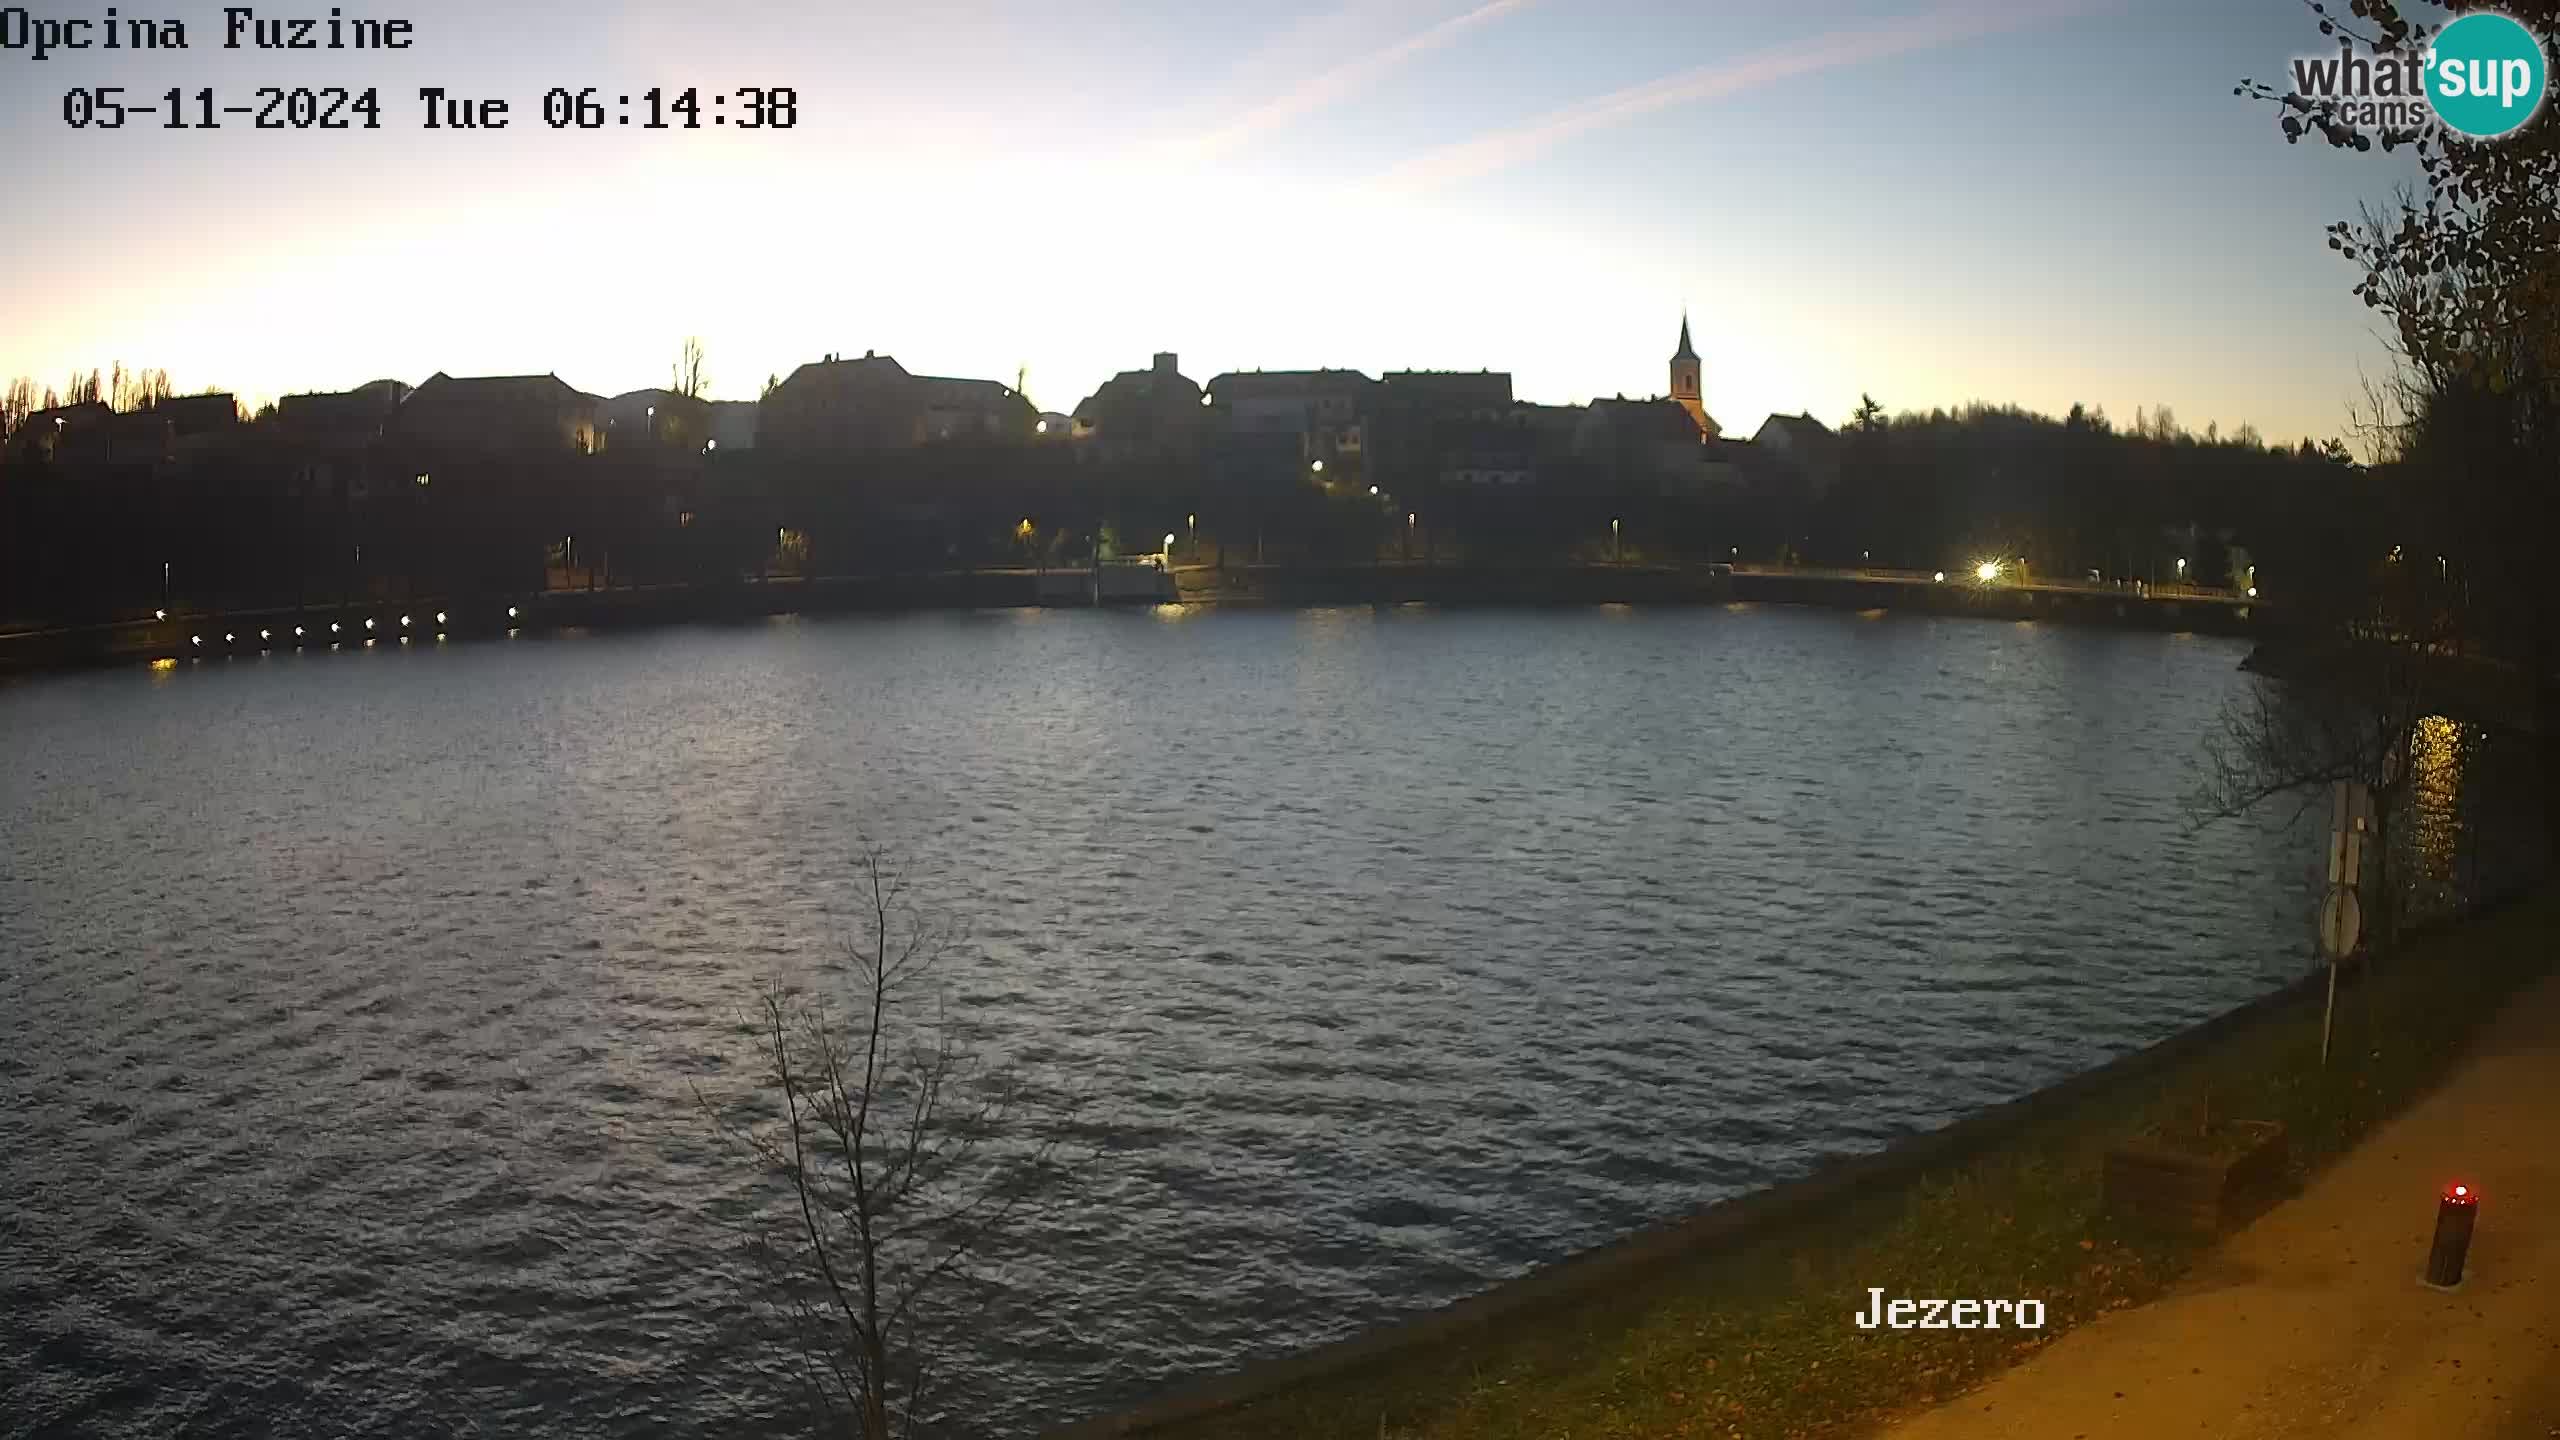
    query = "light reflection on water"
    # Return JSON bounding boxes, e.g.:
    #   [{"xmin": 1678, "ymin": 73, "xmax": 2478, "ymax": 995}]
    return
[{"xmin": 0, "ymin": 606, "xmax": 2519, "ymax": 1437}]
